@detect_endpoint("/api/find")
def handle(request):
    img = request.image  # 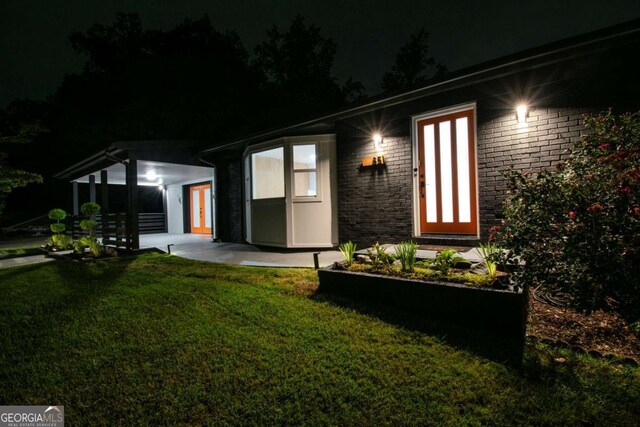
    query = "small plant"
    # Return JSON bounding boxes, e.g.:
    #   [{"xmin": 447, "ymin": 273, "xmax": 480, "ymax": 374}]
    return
[
  {"xmin": 47, "ymin": 208, "xmax": 69, "ymax": 250},
  {"xmin": 78, "ymin": 202, "xmax": 103, "ymax": 257},
  {"xmin": 430, "ymin": 249, "xmax": 465, "ymax": 275},
  {"xmin": 339, "ymin": 241, "xmax": 357, "ymax": 267},
  {"xmin": 475, "ymin": 242, "xmax": 500, "ymax": 278},
  {"xmin": 367, "ymin": 242, "xmax": 395, "ymax": 269},
  {"xmin": 395, "ymin": 241, "xmax": 418, "ymax": 272}
]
